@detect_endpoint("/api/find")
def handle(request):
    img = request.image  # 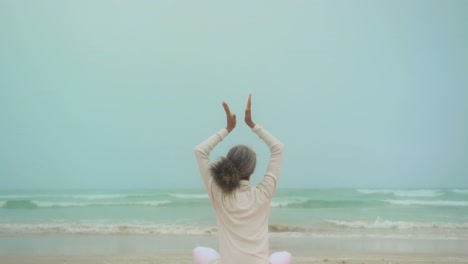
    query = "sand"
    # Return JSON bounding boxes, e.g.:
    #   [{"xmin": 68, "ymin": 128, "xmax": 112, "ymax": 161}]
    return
[
  {"xmin": 2, "ymin": 254, "xmax": 468, "ymax": 264},
  {"xmin": 1, "ymin": 235, "xmax": 468, "ymax": 263}
]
